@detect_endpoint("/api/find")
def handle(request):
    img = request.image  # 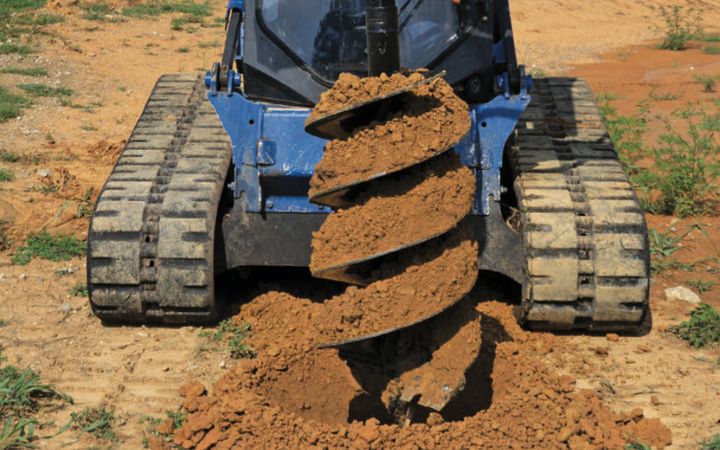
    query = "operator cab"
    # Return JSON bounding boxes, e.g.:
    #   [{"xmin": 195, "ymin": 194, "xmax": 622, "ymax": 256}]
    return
[{"xmin": 241, "ymin": 0, "xmax": 503, "ymax": 106}]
